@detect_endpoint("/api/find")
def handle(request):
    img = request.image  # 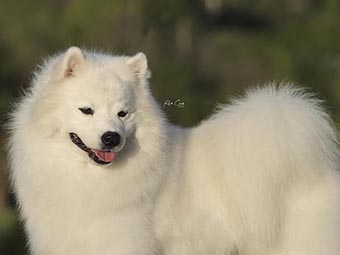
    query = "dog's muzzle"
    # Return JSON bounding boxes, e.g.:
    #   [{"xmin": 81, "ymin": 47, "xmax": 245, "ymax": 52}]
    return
[{"xmin": 69, "ymin": 132, "xmax": 116, "ymax": 165}]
